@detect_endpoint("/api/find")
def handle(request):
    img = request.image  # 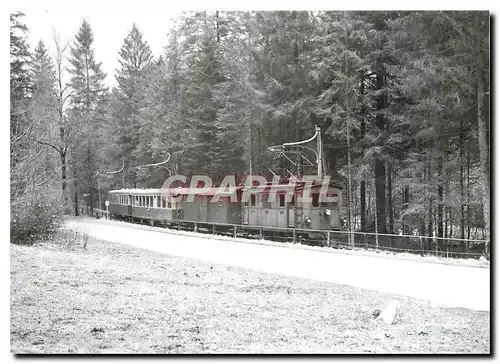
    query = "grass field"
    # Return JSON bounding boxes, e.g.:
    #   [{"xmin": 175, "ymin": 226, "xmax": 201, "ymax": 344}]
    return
[{"xmin": 10, "ymin": 231, "xmax": 490, "ymax": 354}]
